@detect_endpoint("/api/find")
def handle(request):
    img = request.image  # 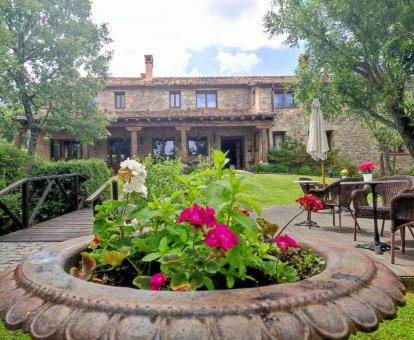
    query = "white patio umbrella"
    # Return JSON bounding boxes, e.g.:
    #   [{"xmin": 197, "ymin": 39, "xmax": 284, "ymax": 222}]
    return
[{"xmin": 306, "ymin": 98, "xmax": 330, "ymax": 185}]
